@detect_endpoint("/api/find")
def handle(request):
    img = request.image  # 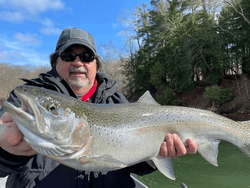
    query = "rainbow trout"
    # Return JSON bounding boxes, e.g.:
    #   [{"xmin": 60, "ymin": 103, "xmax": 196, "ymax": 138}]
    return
[{"xmin": 1, "ymin": 85, "xmax": 250, "ymax": 180}]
